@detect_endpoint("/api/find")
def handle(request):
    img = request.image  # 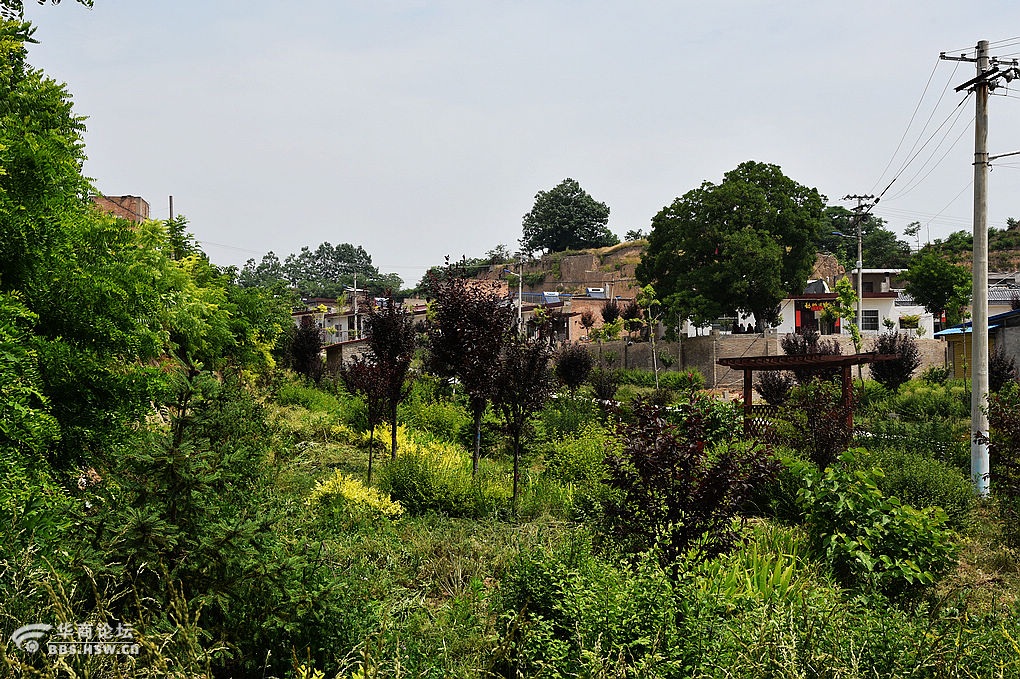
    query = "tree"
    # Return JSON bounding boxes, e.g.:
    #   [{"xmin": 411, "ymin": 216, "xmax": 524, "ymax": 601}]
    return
[
  {"xmin": 288, "ymin": 317, "xmax": 323, "ymax": 381},
  {"xmin": 2, "ymin": 0, "xmax": 91, "ymax": 20},
  {"xmin": 520, "ymin": 178, "xmax": 618, "ymax": 253},
  {"xmin": 493, "ymin": 333, "xmax": 555, "ymax": 515},
  {"xmin": 903, "ymin": 251, "xmax": 971, "ymax": 326},
  {"xmin": 817, "ymin": 207, "xmax": 912, "ymax": 269},
  {"xmin": 422, "ymin": 271, "xmax": 515, "ymax": 476},
  {"xmin": 362, "ymin": 297, "xmax": 416, "ymax": 459},
  {"xmin": 555, "ymin": 343, "xmax": 594, "ymax": 394},
  {"xmin": 638, "ymin": 161, "xmax": 826, "ymax": 329},
  {"xmin": 337, "ymin": 356, "xmax": 388, "ymax": 484},
  {"xmin": 637, "ymin": 284, "xmax": 663, "ymax": 387}
]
